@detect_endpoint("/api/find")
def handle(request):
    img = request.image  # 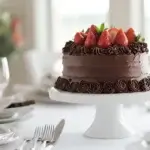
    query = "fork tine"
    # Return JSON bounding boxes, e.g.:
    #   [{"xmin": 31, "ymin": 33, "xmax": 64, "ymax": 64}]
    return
[
  {"xmin": 51, "ymin": 125, "xmax": 55, "ymax": 141},
  {"xmin": 33, "ymin": 127, "xmax": 39, "ymax": 139},
  {"xmin": 42, "ymin": 125, "xmax": 48, "ymax": 140},
  {"xmin": 48, "ymin": 125, "xmax": 52, "ymax": 140},
  {"xmin": 40, "ymin": 126, "xmax": 44, "ymax": 139},
  {"xmin": 49, "ymin": 125, "xmax": 52, "ymax": 140},
  {"xmin": 48, "ymin": 125, "xmax": 55, "ymax": 141}
]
